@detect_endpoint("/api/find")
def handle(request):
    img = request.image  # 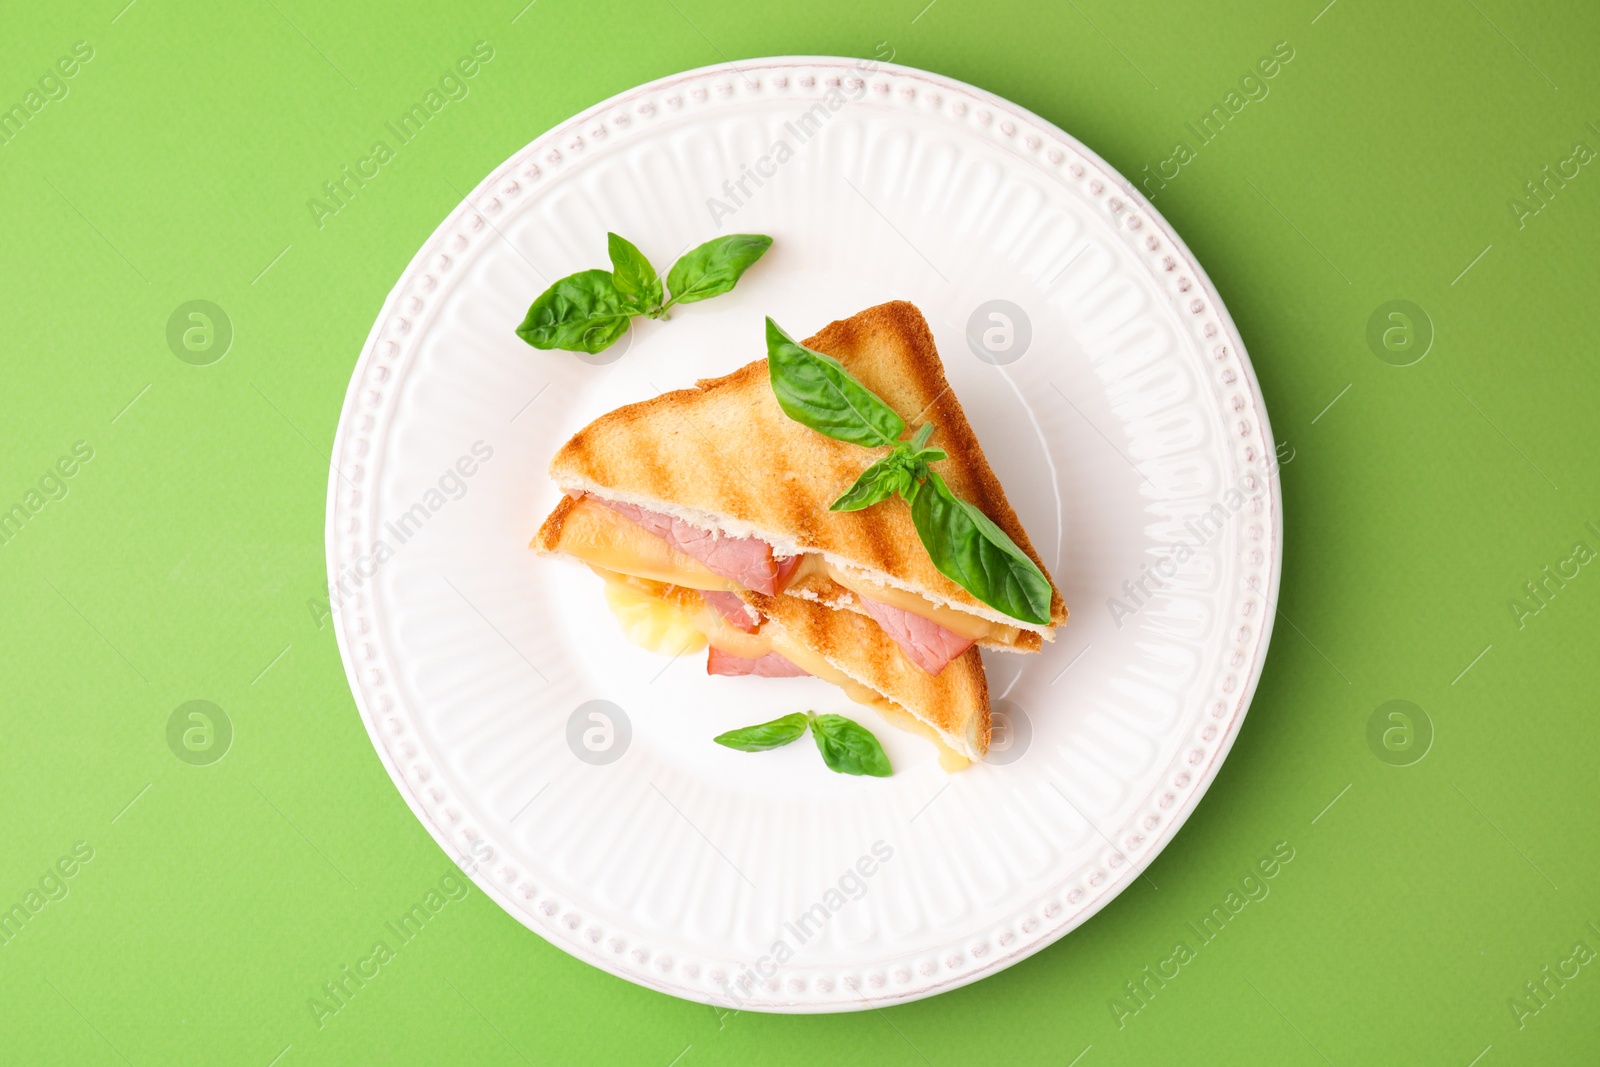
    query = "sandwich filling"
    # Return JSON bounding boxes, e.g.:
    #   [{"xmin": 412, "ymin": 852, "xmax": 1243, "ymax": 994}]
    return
[
  {"xmin": 556, "ymin": 492, "xmax": 1000, "ymax": 676},
  {"xmin": 707, "ymin": 646, "xmax": 808, "ymax": 677},
  {"xmin": 592, "ymin": 496, "xmax": 793, "ymax": 596},
  {"xmin": 700, "ymin": 590, "xmax": 760, "ymax": 633}
]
